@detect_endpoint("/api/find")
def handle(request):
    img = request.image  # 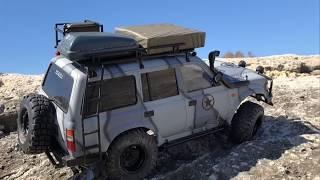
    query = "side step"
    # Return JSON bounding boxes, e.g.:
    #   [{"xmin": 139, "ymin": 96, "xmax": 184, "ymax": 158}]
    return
[{"xmin": 160, "ymin": 126, "xmax": 225, "ymax": 149}]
